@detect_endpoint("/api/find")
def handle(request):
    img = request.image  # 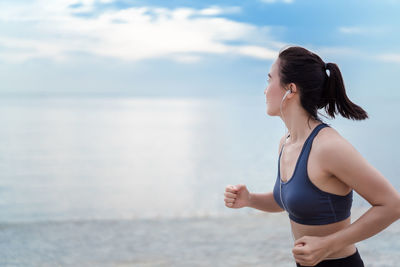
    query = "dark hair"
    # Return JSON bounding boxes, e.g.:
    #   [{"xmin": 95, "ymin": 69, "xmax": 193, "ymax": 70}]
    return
[{"xmin": 278, "ymin": 46, "xmax": 368, "ymax": 123}]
